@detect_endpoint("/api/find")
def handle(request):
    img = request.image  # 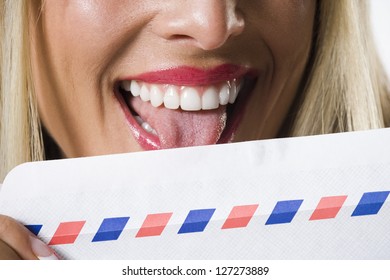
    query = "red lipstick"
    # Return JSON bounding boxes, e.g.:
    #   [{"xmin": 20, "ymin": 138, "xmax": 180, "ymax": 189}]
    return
[{"xmin": 120, "ymin": 64, "xmax": 250, "ymax": 86}]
